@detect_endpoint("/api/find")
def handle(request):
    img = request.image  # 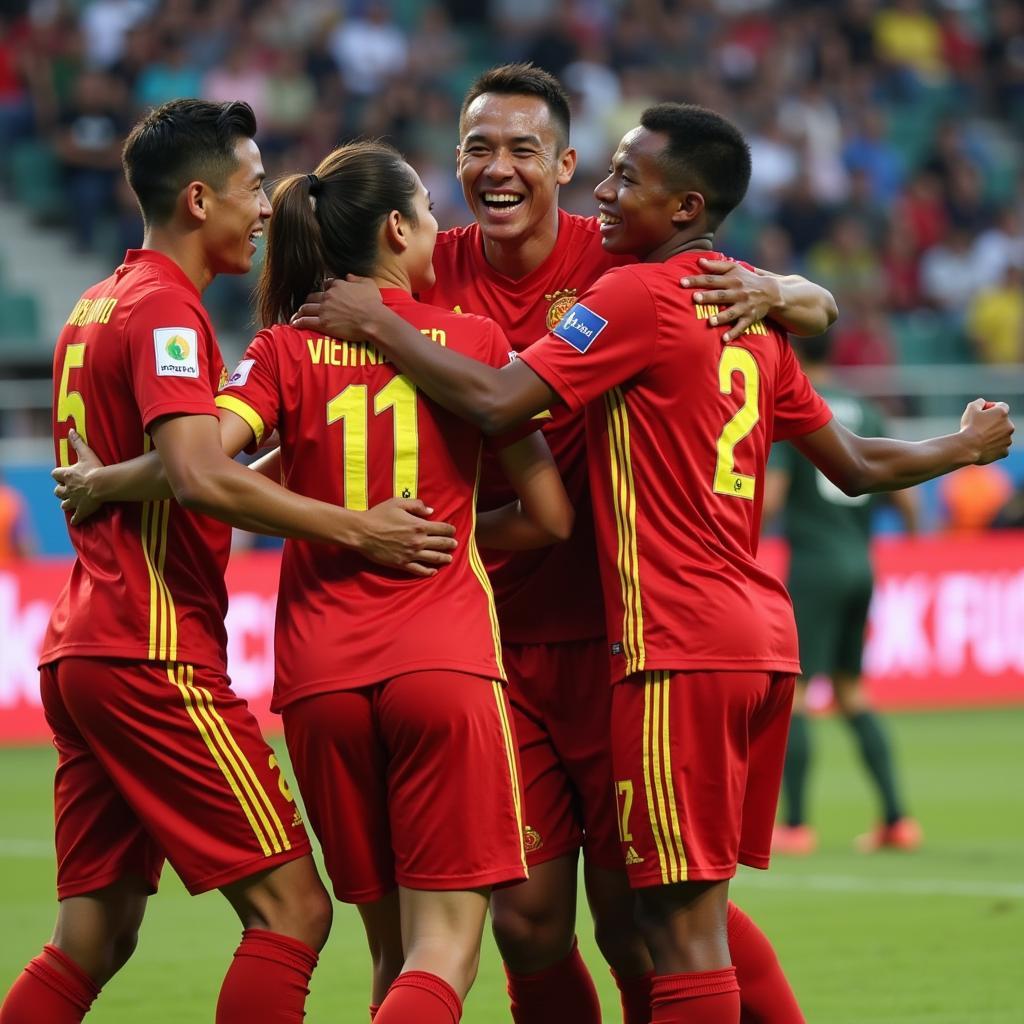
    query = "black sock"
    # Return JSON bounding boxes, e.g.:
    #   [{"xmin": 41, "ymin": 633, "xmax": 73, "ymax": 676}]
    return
[
  {"xmin": 848, "ymin": 710, "xmax": 905, "ymax": 825},
  {"xmin": 783, "ymin": 711, "xmax": 811, "ymax": 827}
]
